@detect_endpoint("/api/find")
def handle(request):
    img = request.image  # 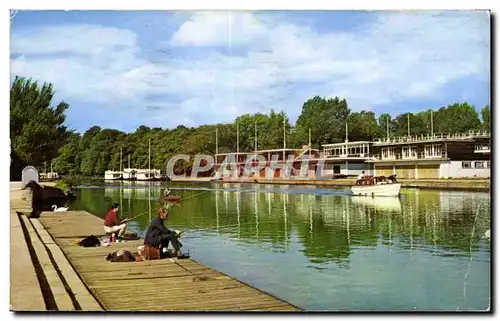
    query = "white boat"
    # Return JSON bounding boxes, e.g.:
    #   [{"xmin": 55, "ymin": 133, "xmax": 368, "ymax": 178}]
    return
[
  {"xmin": 351, "ymin": 183, "xmax": 401, "ymax": 197},
  {"xmin": 104, "ymin": 170, "xmax": 122, "ymax": 180},
  {"xmin": 136, "ymin": 171, "xmax": 155, "ymax": 181},
  {"xmin": 351, "ymin": 196, "xmax": 402, "ymax": 211},
  {"xmin": 122, "ymin": 168, "xmax": 137, "ymax": 180}
]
